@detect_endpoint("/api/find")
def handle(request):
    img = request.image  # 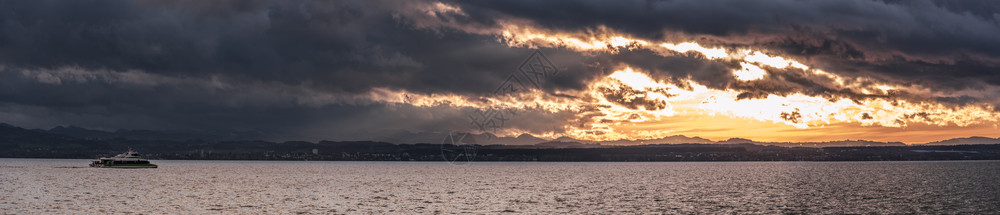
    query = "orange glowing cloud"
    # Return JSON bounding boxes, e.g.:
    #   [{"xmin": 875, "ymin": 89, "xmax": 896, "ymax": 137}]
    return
[
  {"xmin": 351, "ymin": 65, "xmax": 999, "ymax": 143},
  {"xmin": 380, "ymin": 8, "xmax": 1000, "ymax": 142},
  {"xmin": 569, "ymin": 67, "xmax": 1000, "ymax": 142}
]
